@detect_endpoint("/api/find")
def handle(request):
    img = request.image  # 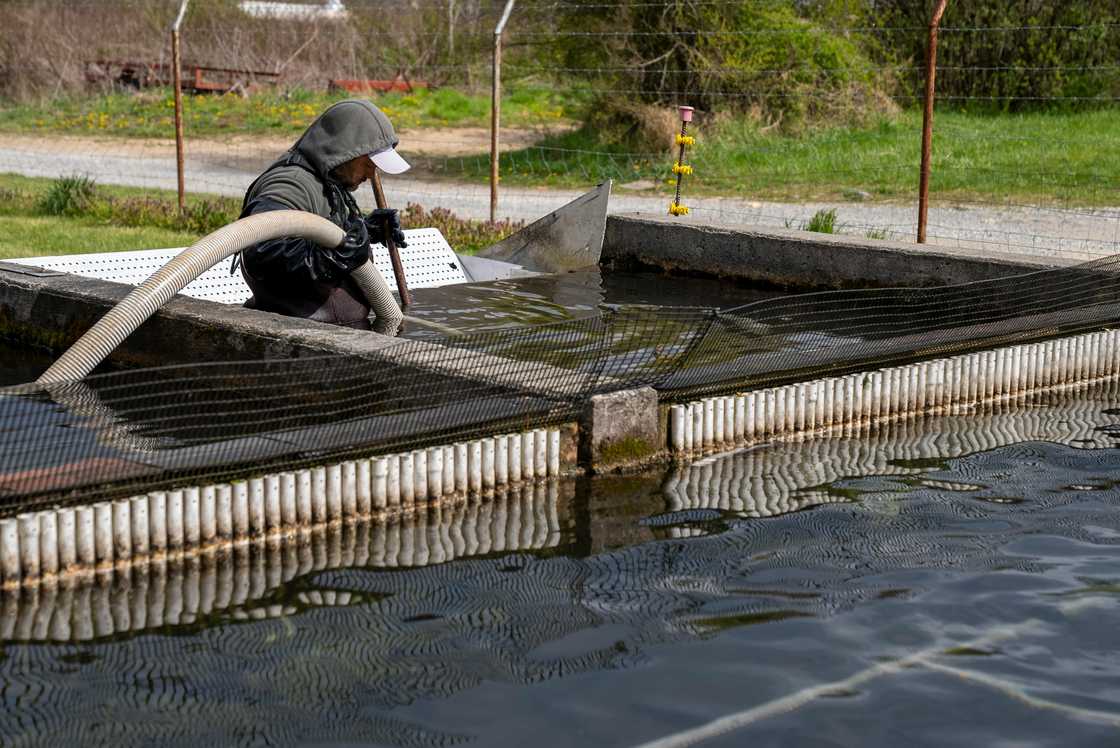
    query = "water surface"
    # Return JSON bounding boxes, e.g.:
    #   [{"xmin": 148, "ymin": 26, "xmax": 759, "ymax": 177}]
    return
[
  {"xmin": 0, "ymin": 339, "xmax": 52, "ymax": 387},
  {"xmin": 2, "ymin": 388, "xmax": 1119, "ymax": 746},
  {"xmin": 399, "ymin": 269, "xmax": 789, "ymax": 338}
]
